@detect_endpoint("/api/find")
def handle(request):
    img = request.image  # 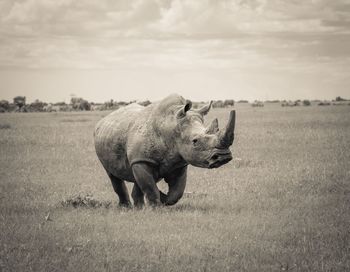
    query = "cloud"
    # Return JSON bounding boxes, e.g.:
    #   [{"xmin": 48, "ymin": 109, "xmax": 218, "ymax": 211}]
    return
[{"xmin": 0, "ymin": 0, "xmax": 349, "ymax": 71}]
